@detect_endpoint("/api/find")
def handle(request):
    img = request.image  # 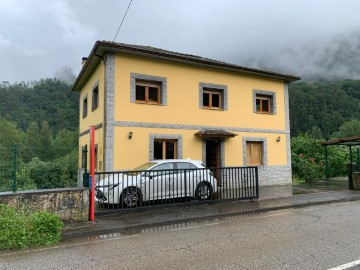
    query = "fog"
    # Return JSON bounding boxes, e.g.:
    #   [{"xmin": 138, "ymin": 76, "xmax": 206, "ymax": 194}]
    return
[{"xmin": 1, "ymin": 0, "xmax": 360, "ymax": 83}]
